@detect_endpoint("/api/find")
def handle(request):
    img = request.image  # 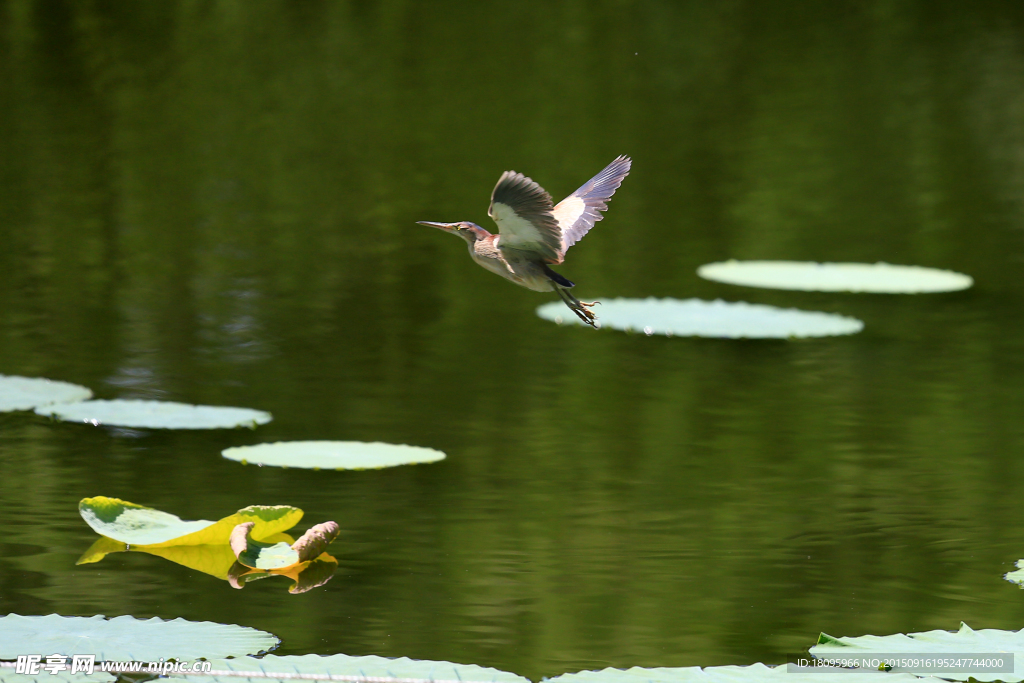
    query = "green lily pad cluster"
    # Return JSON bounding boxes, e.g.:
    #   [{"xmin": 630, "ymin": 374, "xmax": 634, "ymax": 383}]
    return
[
  {"xmin": 2, "ymin": 616, "xmax": 1021, "ymax": 683},
  {"xmin": 2, "ymin": 377, "xmax": 445, "ymax": 469},
  {"xmin": 160, "ymin": 621, "xmax": 1024, "ymax": 682}
]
